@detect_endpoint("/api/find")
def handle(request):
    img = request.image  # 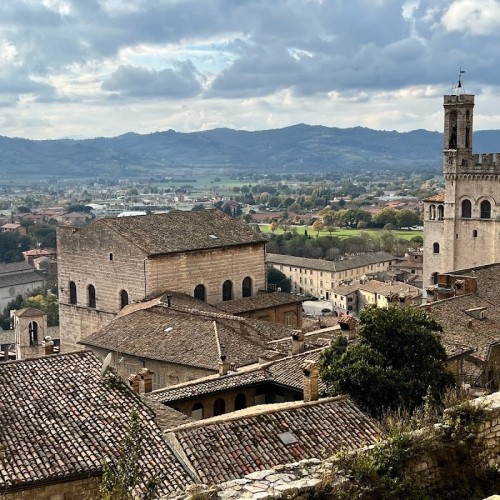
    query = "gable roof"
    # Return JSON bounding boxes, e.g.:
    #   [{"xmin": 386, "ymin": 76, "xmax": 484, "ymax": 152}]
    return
[
  {"xmin": 266, "ymin": 251, "xmax": 397, "ymax": 273},
  {"xmin": 91, "ymin": 209, "xmax": 265, "ymax": 256},
  {"xmin": 80, "ymin": 304, "xmax": 296, "ymax": 370},
  {"xmin": 148, "ymin": 349, "xmax": 325, "ymax": 406},
  {"xmin": 215, "ymin": 291, "xmax": 306, "ymax": 315},
  {"xmin": 13, "ymin": 307, "xmax": 46, "ymax": 318},
  {"xmin": 166, "ymin": 396, "xmax": 381, "ymax": 484},
  {"xmin": 0, "ymin": 351, "xmax": 191, "ymax": 495}
]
